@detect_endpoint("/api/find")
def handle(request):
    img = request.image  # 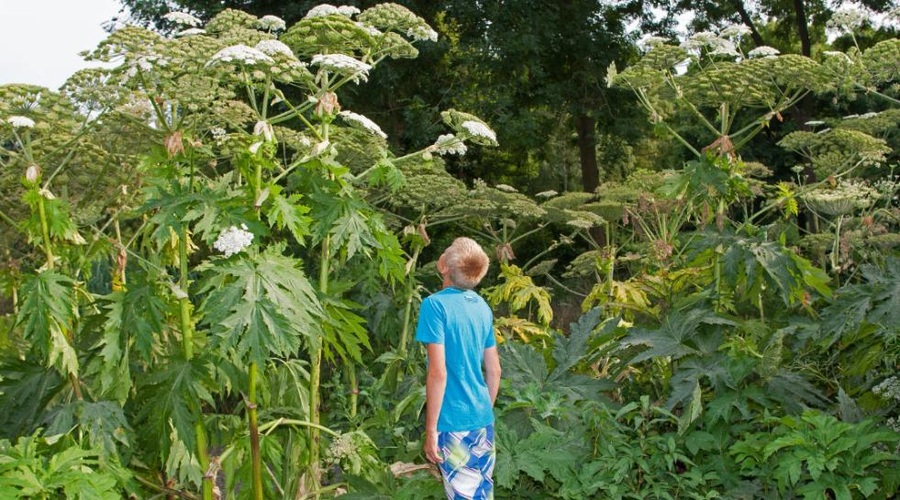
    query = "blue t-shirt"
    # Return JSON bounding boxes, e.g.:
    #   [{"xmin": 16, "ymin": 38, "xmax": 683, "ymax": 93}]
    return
[{"xmin": 415, "ymin": 287, "xmax": 496, "ymax": 432}]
